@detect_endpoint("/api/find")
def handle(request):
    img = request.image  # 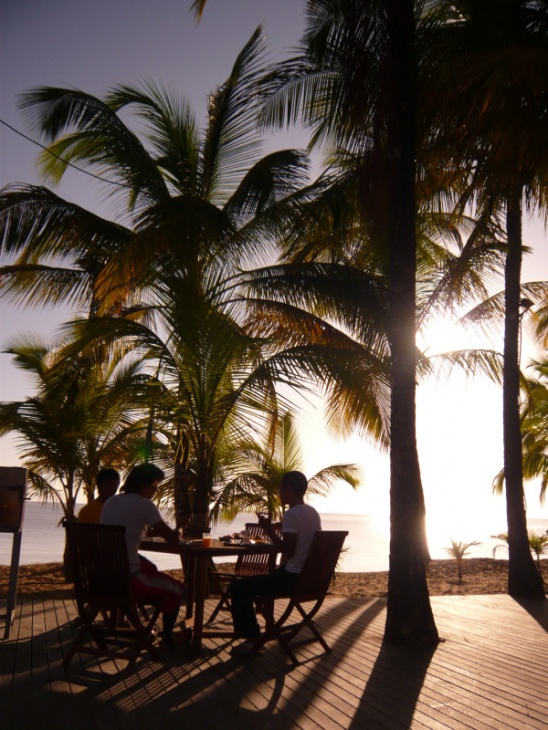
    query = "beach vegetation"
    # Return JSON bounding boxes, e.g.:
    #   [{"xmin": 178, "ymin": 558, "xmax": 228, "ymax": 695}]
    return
[
  {"xmin": 493, "ymin": 531, "xmax": 548, "ymax": 572},
  {"xmin": 493, "ymin": 357, "xmax": 548, "ymax": 505},
  {"xmin": 0, "ymin": 0, "xmax": 546, "ymax": 647},
  {"xmin": 444, "ymin": 539, "xmax": 482, "ymax": 583}
]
